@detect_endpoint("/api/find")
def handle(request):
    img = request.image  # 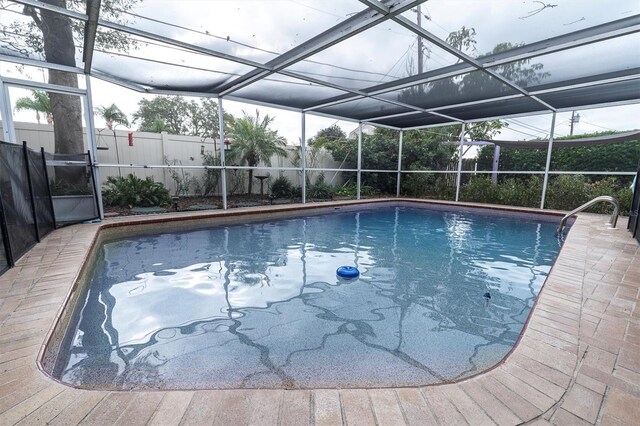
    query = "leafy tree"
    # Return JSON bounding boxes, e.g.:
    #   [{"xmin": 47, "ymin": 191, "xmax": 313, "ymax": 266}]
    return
[
  {"xmin": 319, "ymin": 123, "xmax": 502, "ymax": 194},
  {"xmin": 14, "ymin": 90, "xmax": 52, "ymax": 124},
  {"xmin": 0, "ymin": 0, "xmax": 139, "ymax": 182},
  {"xmin": 95, "ymin": 103, "xmax": 129, "ymax": 130},
  {"xmin": 227, "ymin": 110, "xmax": 287, "ymax": 194},
  {"xmin": 132, "ymin": 96, "xmax": 233, "ymax": 138},
  {"xmin": 133, "ymin": 97, "xmax": 189, "ymax": 134},
  {"xmin": 309, "ymin": 124, "xmax": 346, "ymax": 146}
]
